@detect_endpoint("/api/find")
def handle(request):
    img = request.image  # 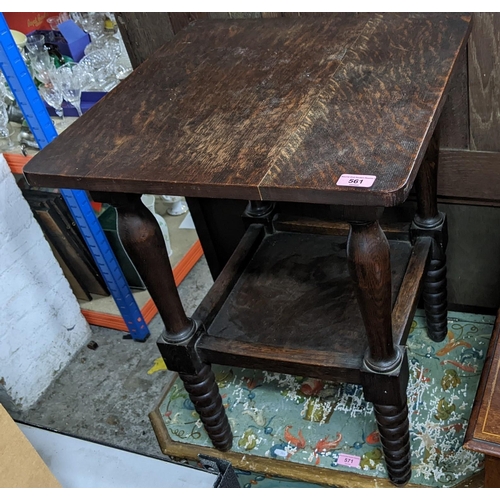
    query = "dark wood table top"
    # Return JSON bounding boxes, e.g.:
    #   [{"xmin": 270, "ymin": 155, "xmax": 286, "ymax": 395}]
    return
[{"xmin": 24, "ymin": 13, "xmax": 471, "ymax": 206}]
